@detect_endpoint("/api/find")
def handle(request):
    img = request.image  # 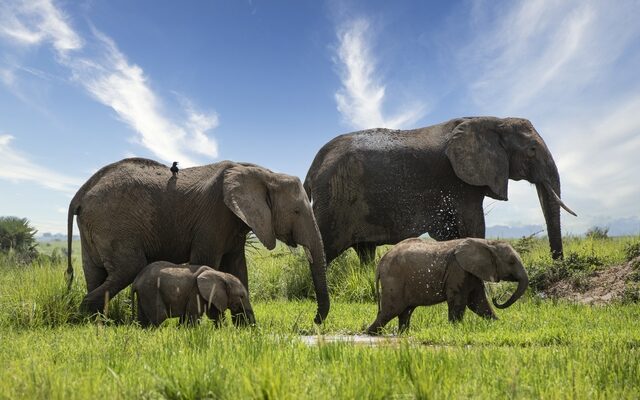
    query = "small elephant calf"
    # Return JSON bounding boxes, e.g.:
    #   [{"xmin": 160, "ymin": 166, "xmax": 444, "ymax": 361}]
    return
[
  {"xmin": 131, "ymin": 261, "xmax": 256, "ymax": 327},
  {"xmin": 367, "ymin": 238, "xmax": 529, "ymax": 335}
]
